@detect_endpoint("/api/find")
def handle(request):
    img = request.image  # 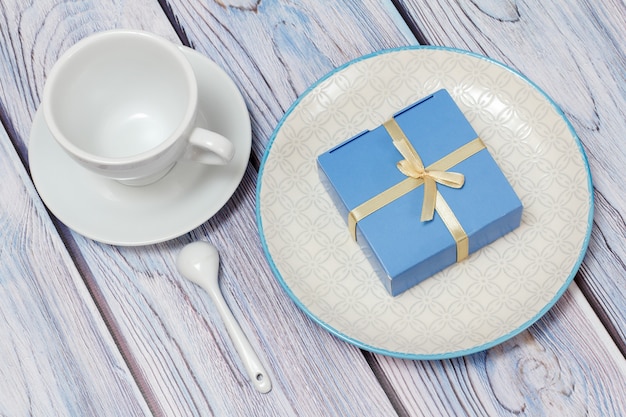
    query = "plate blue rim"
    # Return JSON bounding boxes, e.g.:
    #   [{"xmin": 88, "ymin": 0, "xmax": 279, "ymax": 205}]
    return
[{"xmin": 255, "ymin": 45, "xmax": 594, "ymax": 360}]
